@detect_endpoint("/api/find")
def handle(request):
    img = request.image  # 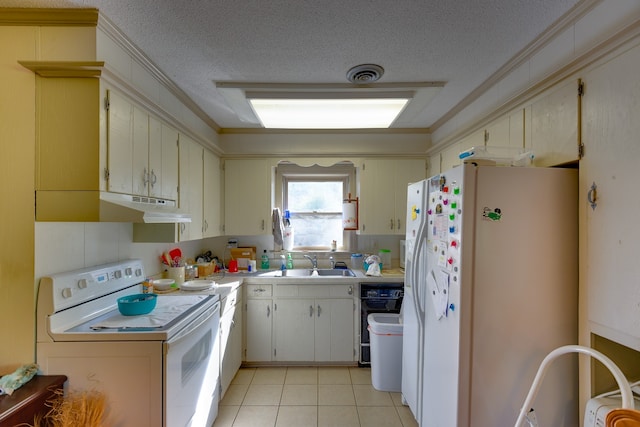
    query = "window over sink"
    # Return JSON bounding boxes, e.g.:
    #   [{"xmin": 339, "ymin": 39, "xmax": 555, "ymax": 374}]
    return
[{"xmin": 278, "ymin": 162, "xmax": 355, "ymax": 250}]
